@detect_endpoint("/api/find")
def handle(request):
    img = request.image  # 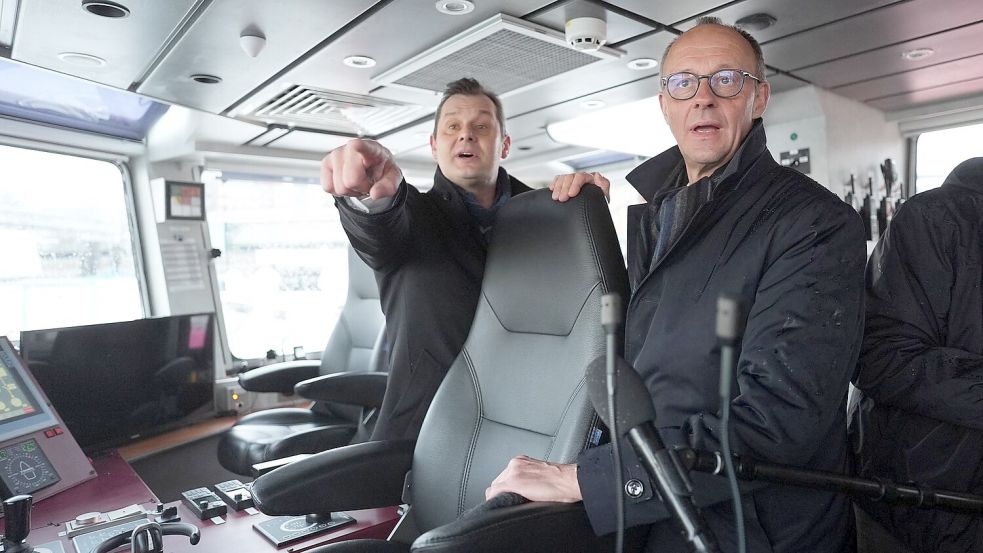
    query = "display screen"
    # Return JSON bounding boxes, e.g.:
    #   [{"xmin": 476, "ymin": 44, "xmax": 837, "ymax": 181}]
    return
[
  {"xmin": 19, "ymin": 314, "xmax": 215, "ymax": 455},
  {"xmin": 0, "ymin": 338, "xmax": 60, "ymax": 446},
  {"xmin": 0, "ymin": 355, "xmax": 40, "ymax": 424},
  {"xmin": 166, "ymin": 181, "xmax": 205, "ymax": 220}
]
